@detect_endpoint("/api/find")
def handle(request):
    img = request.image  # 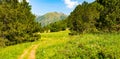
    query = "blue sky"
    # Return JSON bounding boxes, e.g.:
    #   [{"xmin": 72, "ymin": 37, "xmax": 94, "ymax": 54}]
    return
[{"xmin": 29, "ymin": 0, "xmax": 95, "ymax": 16}]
